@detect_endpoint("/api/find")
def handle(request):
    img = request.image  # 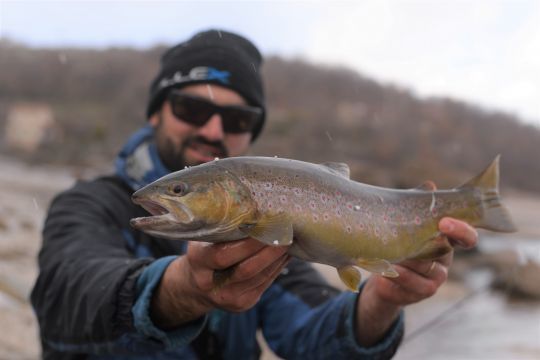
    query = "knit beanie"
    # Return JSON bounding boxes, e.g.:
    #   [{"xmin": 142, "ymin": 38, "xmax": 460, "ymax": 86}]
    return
[{"xmin": 146, "ymin": 29, "xmax": 266, "ymax": 141}]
